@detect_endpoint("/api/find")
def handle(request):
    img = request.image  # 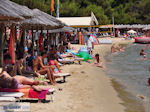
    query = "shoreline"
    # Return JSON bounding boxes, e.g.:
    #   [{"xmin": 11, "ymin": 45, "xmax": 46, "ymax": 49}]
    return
[
  {"xmin": 103, "ymin": 38, "xmax": 145, "ymax": 112},
  {"xmin": 31, "ymin": 38, "xmax": 143, "ymax": 112},
  {"xmin": 111, "ymin": 79, "xmax": 145, "ymax": 112}
]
